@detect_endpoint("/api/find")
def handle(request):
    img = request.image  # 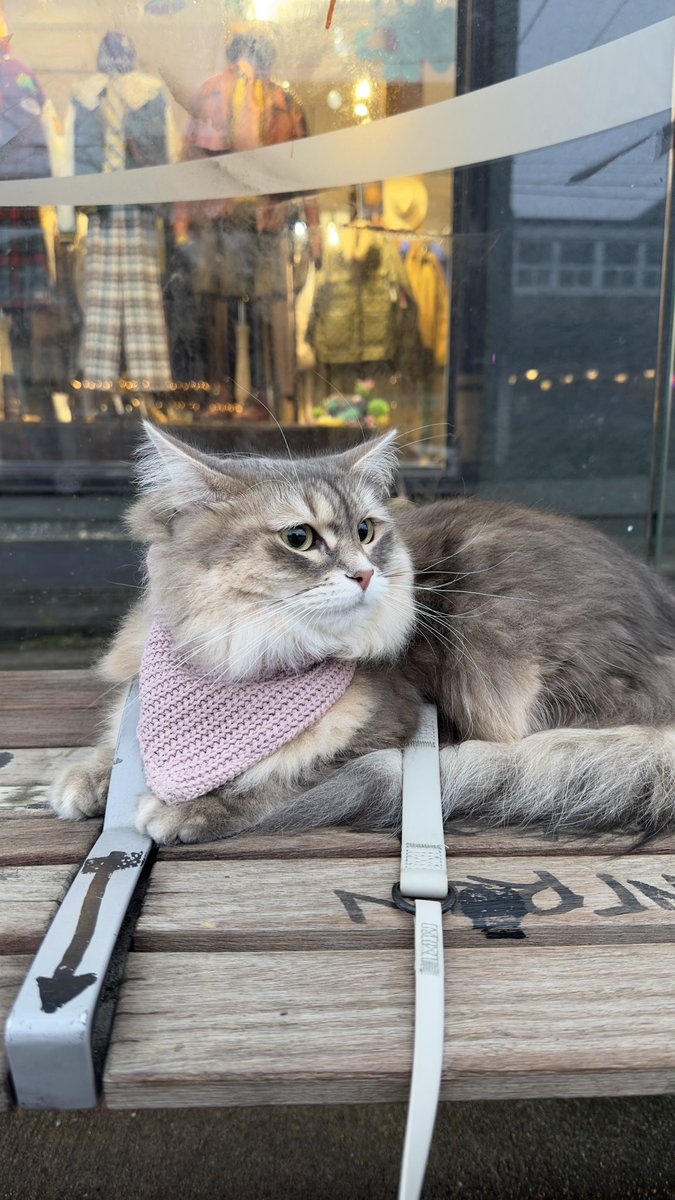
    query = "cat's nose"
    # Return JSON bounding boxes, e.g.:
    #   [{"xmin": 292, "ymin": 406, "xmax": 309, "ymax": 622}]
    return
[{"xmin": 346, "ymin": 568, "xmax": 374, "ymax": 592}]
